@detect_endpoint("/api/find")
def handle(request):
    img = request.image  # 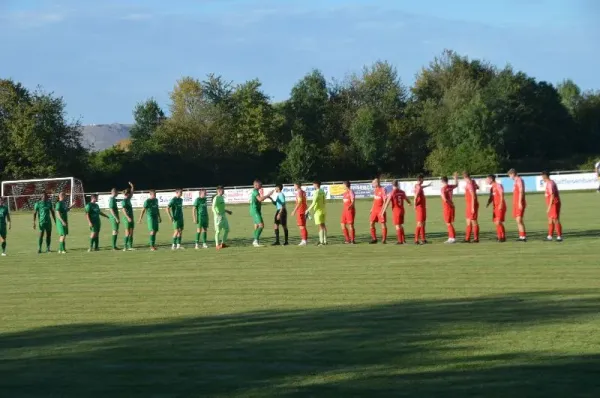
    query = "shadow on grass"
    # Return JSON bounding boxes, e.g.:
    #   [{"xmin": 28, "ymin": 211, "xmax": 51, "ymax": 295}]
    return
[{"xmin": 2, "ymin": 290, "xmax": 600, "ymax": 397}]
